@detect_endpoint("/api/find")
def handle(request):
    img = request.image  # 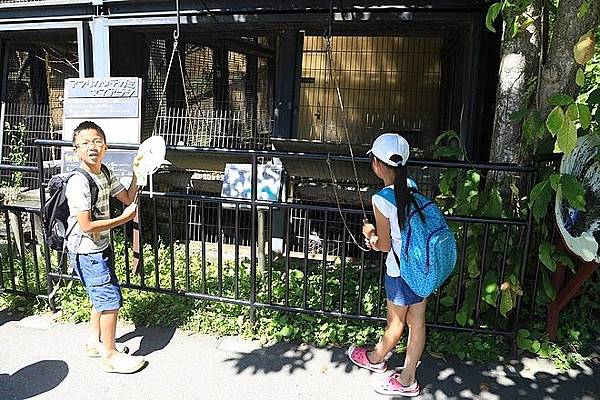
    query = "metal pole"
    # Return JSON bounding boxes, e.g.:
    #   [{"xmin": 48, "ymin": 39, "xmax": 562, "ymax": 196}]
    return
[
  {"xmin": 36, "ymin": 142, "xmax": 55, "ymax": 310},
  {"xmin": 250, "ymin": 155, "xmax": 257, "ymax": 325}
]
